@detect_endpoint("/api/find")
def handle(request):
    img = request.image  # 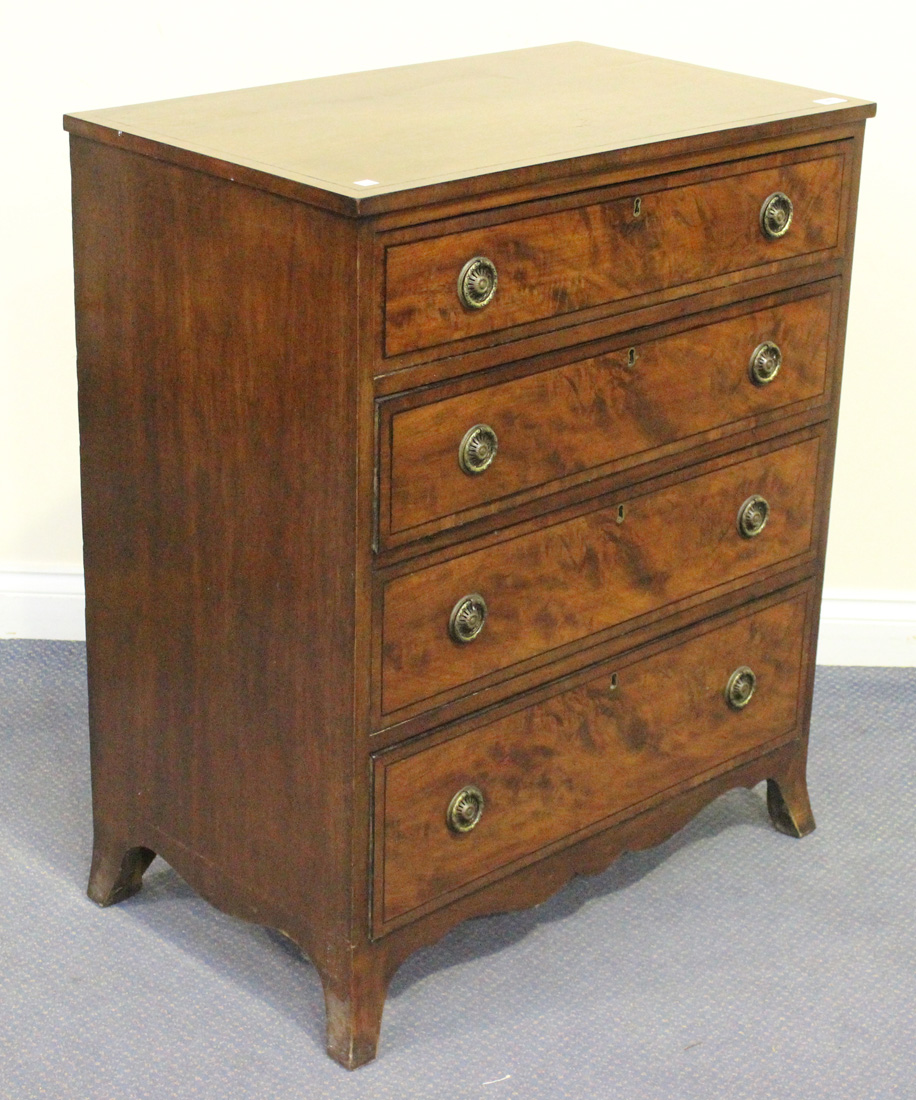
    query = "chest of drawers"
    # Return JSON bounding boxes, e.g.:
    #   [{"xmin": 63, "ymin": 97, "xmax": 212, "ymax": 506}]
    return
[{"xmin": 64, "ymin": 44, "xmax": 875, "ymax": 1067}]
